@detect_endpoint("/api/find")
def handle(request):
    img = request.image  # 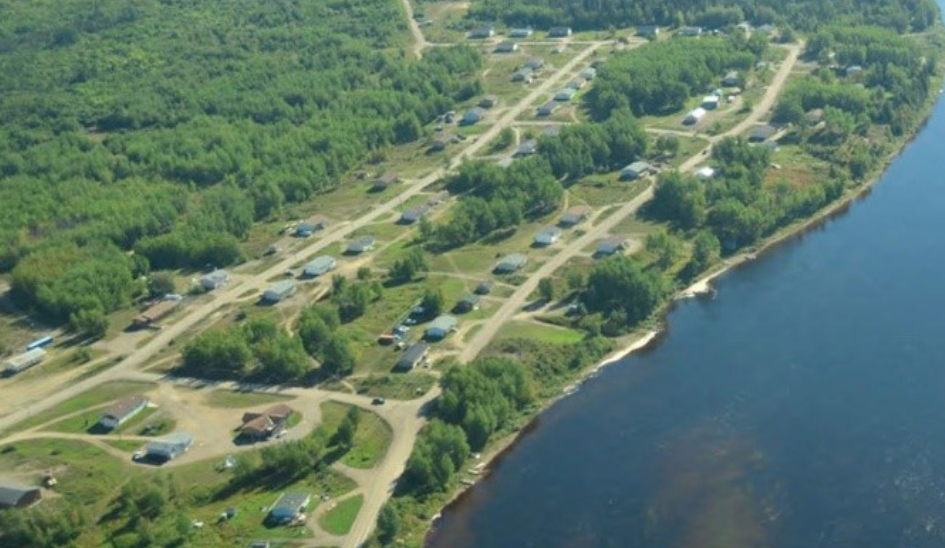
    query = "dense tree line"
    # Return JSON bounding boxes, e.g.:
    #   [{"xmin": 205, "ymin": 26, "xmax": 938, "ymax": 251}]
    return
[
  {"xmin": 584, "ymin": 255, "xmax": 671, "ymax": 335},
  {"xmin": 468, "ymin": 0, "xmax": 938, "ymax": 33},
  {"xmin": 538, "ymin": 109, "xmax": 648, "ymax": 179},
  {"xmin": 297, "ymin": 303, "xmax": 357, "ymax": 378},
  {"xmin": 0, "ymin": 0, "xmax": 483, "ymax": 324}
]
